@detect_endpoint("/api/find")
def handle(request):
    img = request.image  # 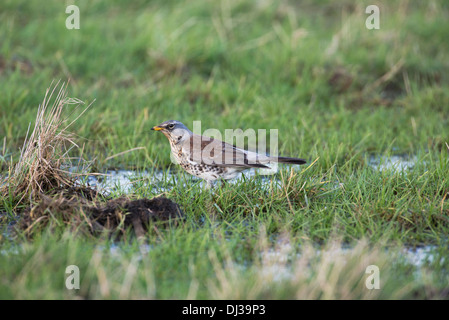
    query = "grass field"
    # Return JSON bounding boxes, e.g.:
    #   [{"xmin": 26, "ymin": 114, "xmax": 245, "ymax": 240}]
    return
[{"xmin": 1, "ymin": 0, "xmax": 448, "ymax": 299}]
